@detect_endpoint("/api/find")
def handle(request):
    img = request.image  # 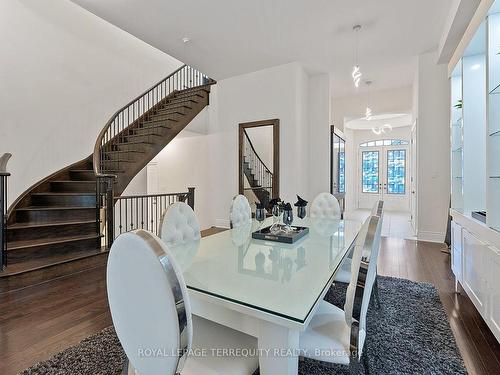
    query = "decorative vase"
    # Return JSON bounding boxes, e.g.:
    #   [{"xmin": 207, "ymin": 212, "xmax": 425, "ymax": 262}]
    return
[
  {"xmin": 297, "ymin": 206, "xmax": 306, "ymax": 219},
  {"xmin": 256, "ymin": 207, "xmax": 266, "ymax": 224},
  {"xmin": 283, "ymin": 209, "xmax": 293, "ymax": 227}
]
